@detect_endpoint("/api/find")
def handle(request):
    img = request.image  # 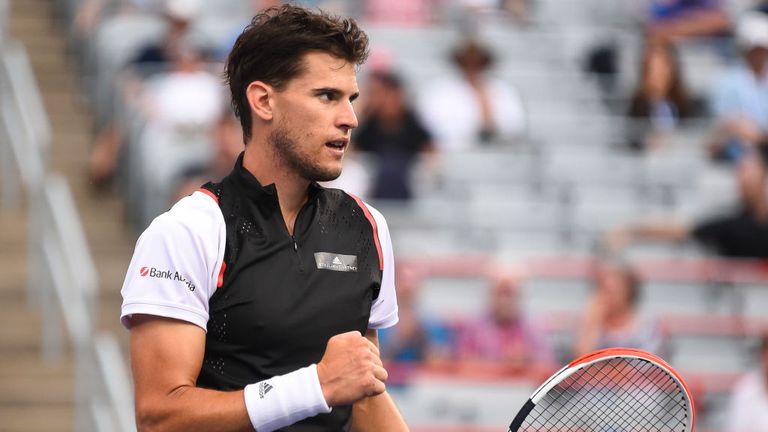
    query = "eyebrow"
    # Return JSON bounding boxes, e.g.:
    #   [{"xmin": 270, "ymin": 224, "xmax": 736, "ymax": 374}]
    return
[{"xmin": 313, "ymin": 87, "xmax": 360, "ymax": 102}]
